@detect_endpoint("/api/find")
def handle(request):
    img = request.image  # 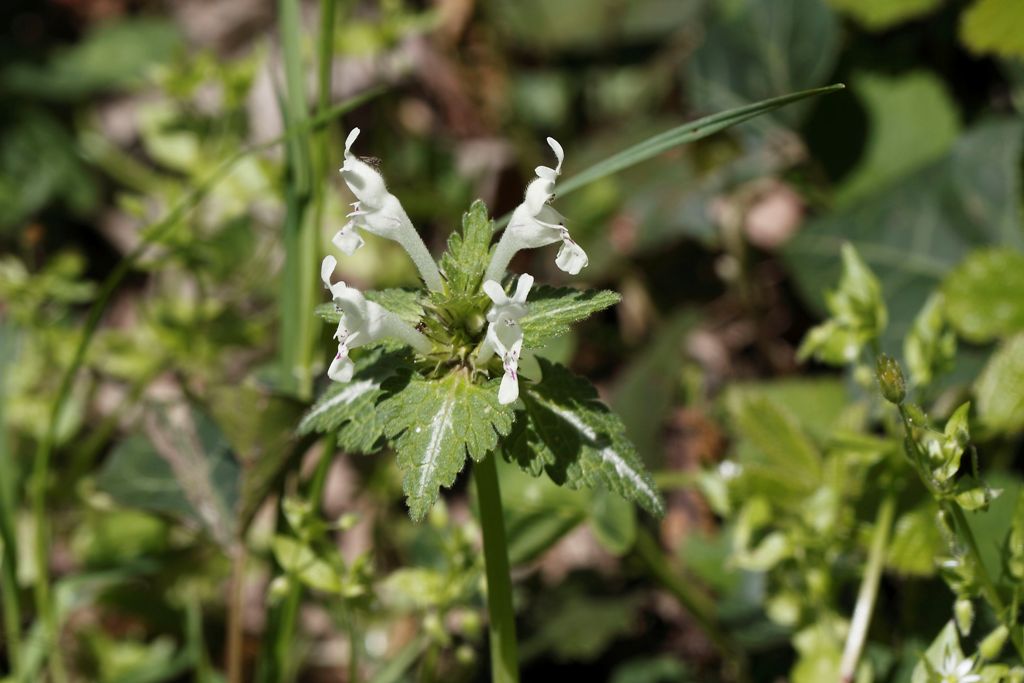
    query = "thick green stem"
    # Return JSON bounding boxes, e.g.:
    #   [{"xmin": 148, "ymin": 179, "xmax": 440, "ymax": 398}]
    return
[
  {"xmin": 839, "ymin": 494, "xmax": 895, "ymax": 682},
  {"xmin": 634, "ymin": 528, "xmax": 747, "ymax": 682},
  {"xmin": 473, "ymin": 454, "xmax": 519, "ymax": 683}
]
